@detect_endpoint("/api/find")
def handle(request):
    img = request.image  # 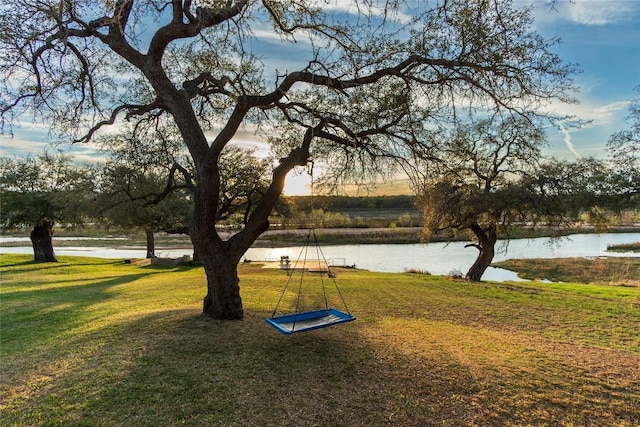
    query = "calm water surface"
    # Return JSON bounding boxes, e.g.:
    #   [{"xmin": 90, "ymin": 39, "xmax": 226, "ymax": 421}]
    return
[
  {"xmin": 244, "ymin": 233, "xmax": 640, "ymax": 281},
  {"xmin": 1, "ymin": 233, "xmax": 638, "ymax": 281}
]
